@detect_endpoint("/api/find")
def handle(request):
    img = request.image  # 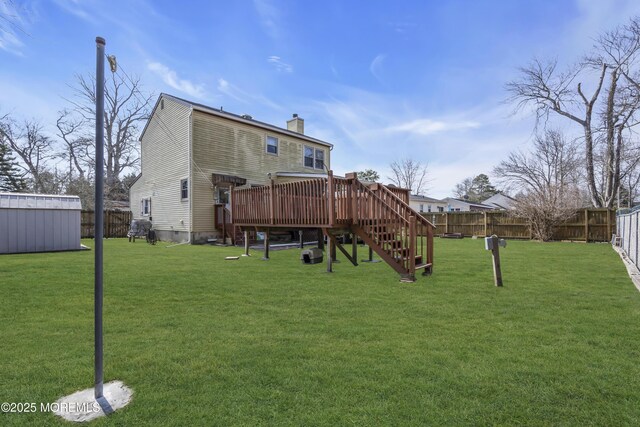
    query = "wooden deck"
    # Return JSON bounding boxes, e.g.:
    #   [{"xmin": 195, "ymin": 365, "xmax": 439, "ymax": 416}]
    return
[{"xmin": 231, "ymin": 172, "xmax": 435, "ymax": 281}]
